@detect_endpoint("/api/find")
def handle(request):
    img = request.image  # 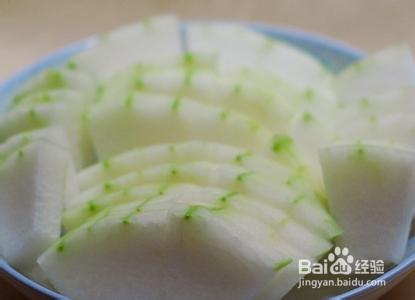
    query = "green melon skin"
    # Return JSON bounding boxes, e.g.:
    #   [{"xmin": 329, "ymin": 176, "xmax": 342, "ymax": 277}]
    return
[
  {"xmin": 67, "ymin": 162, "xmax": 340, "ymax": 239},
  {"xmin": 39, "ymin": 184, "xmax": 331, "ymax": 300},
  {"xmin": 320, "ymin": 143, "xmax": 415, "ymax": 264},
  {"xmin": 0, "ymin": 131, "xmax": 76, "ymax": 271}
]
